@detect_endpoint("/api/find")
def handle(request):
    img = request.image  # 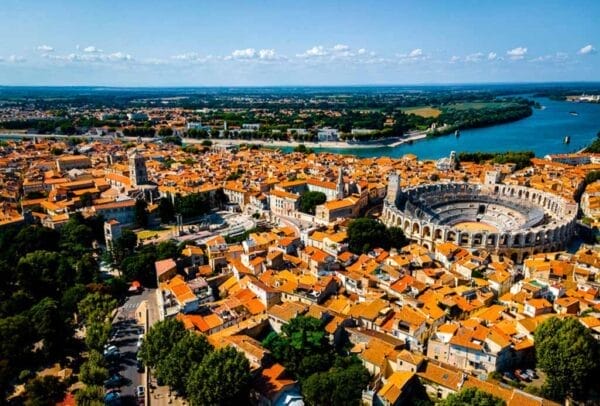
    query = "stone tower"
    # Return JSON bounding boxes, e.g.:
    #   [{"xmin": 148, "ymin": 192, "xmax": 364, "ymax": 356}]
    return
[
  {"xmin": 385, "ymin": 171, "xmax": 401, "ymax": 206},
  {"xmin": 336, "ymin": 167, "xmax": 345, "ymax": 199},
  {"xmin": 128, "ymin": 151, "xmax": 148, "ymax": 188}
]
